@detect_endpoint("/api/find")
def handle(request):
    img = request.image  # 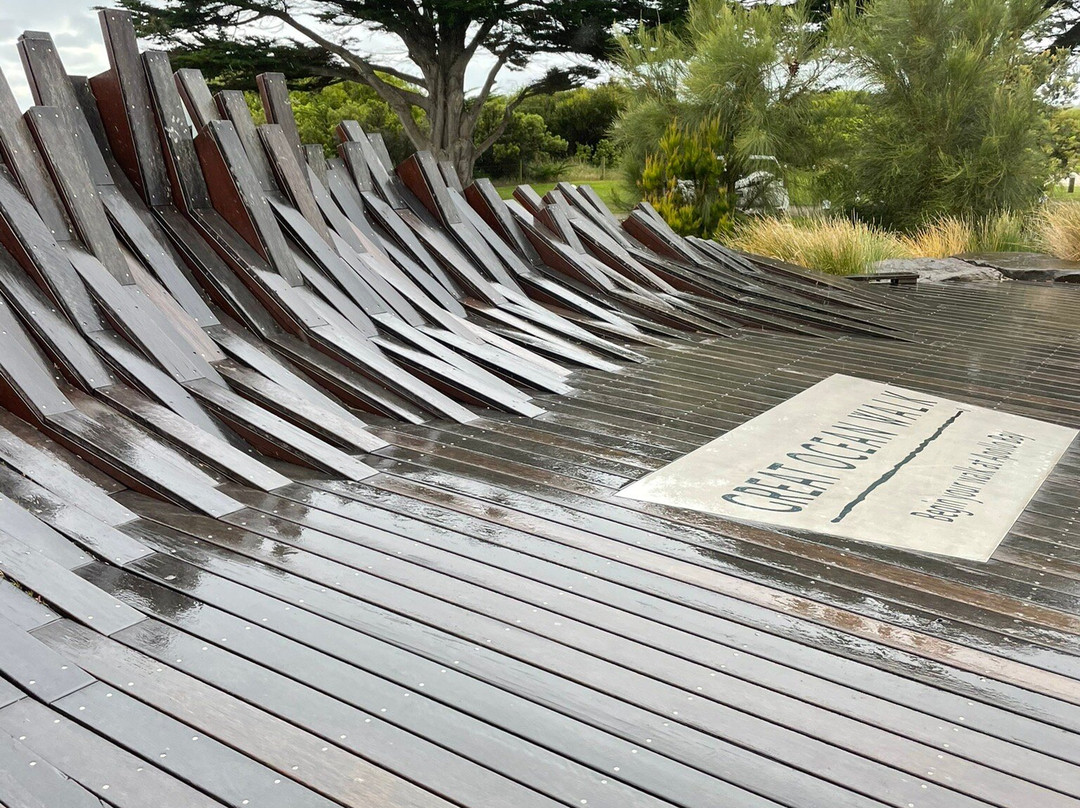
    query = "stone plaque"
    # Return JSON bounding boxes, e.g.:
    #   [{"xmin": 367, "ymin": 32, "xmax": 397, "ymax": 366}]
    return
[{"xmin": 617, "ymin": 374, "xmax": 1077, "ymax": 560}]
